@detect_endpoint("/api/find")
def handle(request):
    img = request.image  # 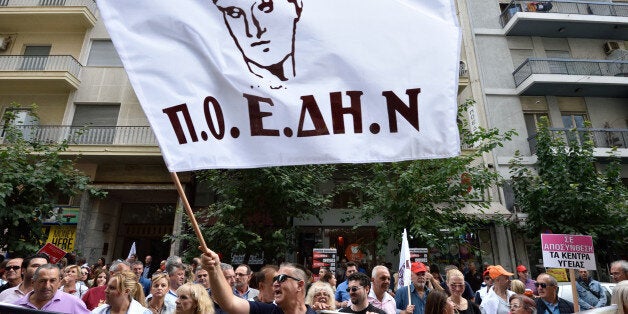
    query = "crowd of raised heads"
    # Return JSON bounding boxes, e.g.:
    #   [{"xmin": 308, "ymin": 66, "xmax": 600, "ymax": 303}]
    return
[{"xmin": 0, "ymin": 252, "xmax": 625, "ymax": 314}]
